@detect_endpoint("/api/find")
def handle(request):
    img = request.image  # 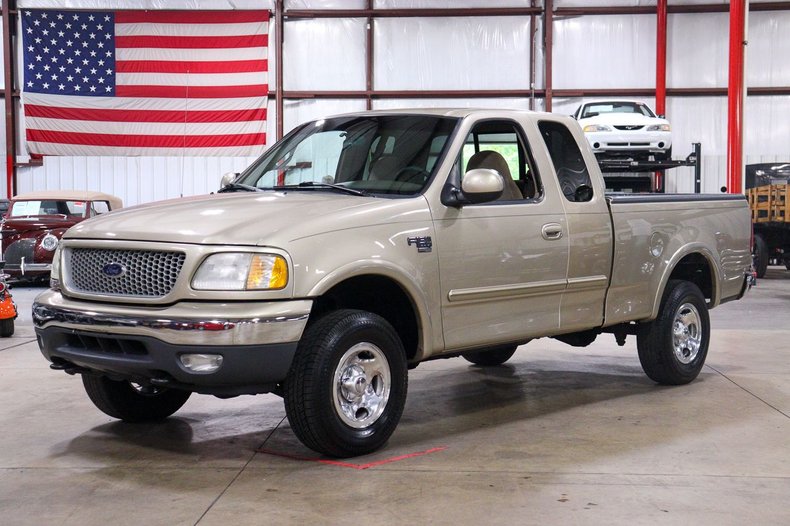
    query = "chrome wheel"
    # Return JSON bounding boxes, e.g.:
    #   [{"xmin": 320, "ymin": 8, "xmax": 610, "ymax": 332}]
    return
[
  {"xmin": 333, "ymin": 342, "xmax": 391, "ymax": 429},
  {"xmin": 672, "ymin": 302, "xmax": 701, "ymax": 364}
]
